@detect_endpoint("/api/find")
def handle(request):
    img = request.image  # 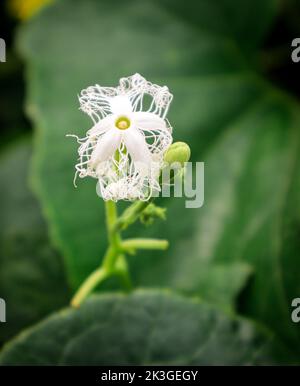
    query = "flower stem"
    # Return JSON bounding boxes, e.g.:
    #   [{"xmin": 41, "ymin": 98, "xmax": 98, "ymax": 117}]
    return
[
  {"xmin": 114, "ymin": 254, "xmax": 132, "ymax": 291},
  {"xmin": 70, "ymin": 267, "xmax": 108, "ymax": 308},
  {"xmin": 70, "ymin": 198, "xmax": 167, "ymax": 307},
  {"xmin": 122, "ymin": 238, "xmax": 169, "ymax": 251},
  {"xmin": 71, "ymin": 201, "xmax": 121, "ymax": 308},
  {"xmin": 105, "ymin": 200, "xmax": 121, "ymax": 247},
  {"xmin": 102, "ymin": 246, "xmax": 118, "ymax": 271}
]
